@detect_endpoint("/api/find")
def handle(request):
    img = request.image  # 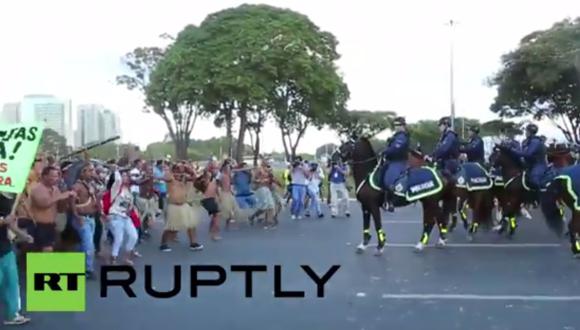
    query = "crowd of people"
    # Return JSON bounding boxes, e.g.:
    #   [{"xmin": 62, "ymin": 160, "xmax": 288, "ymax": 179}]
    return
[{"xmin": 0, "ymin": 151, "xmax": 352, "ymax": 325}]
